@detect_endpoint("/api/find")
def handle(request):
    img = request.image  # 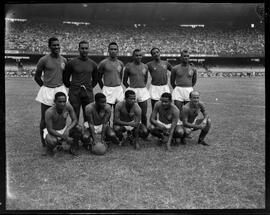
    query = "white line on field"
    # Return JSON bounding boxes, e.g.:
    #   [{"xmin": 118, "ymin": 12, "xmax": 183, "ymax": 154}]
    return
[{"xmin": 204, "ymin": 102, "xmax": 265, "ymax": 108}]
